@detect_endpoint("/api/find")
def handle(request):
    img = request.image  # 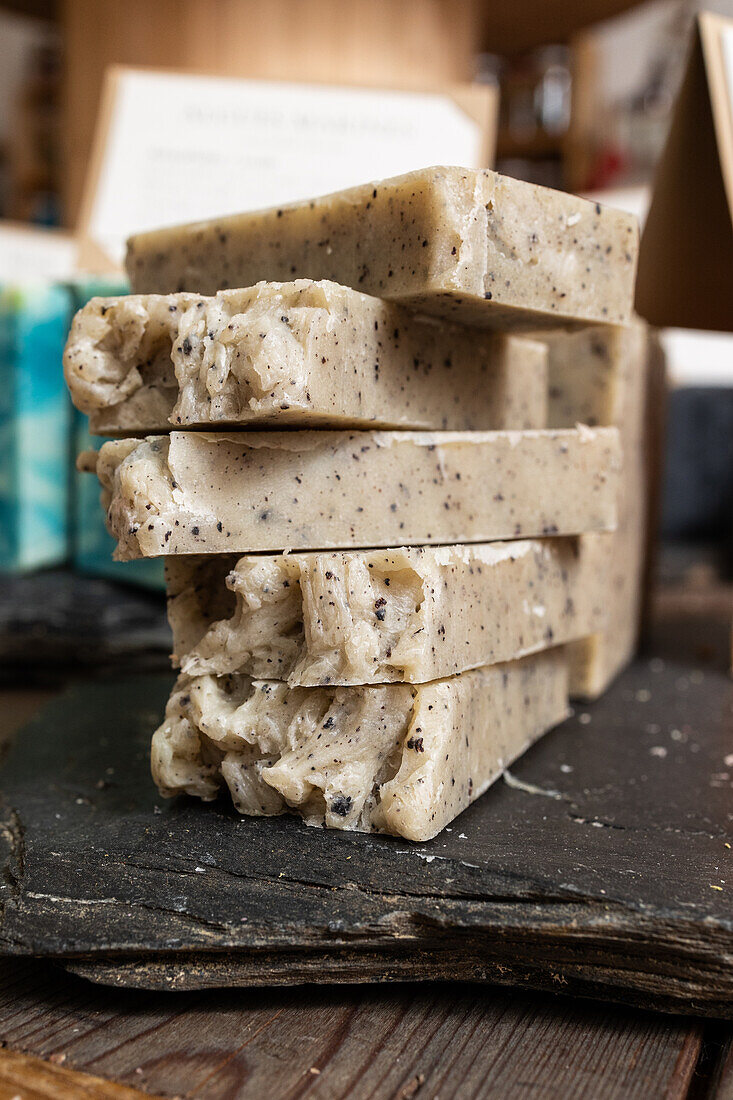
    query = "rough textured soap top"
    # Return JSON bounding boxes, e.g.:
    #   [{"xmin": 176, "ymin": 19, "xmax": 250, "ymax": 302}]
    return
[
  {"xmin": 152, "ymin": 649, "xmax": 569, "ymax": 840},
  {"xmin": 165, "ymin": 538, "xmax": 608, "ymax": 686},
  {"xmin": 126, "ymin": 167, "xmax": 638, "ymax": 330},
  {"xmin": 83, "ymin": 427, "xmax": 621, "ymax": 559},
  {"xmin": 64, "ymin": 279, "xmax": 547, "ymax": 434}
]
